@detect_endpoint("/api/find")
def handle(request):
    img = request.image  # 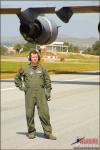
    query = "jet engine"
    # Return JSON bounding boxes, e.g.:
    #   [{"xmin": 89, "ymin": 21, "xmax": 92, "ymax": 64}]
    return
[{"xmin": 19, "ymin": 16, "xmax": 58, "ymax": 45}]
